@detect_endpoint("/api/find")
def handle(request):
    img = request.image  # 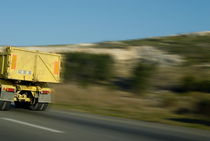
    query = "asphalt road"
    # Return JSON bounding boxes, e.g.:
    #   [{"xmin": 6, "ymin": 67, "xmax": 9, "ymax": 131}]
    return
[{"xmin": 0, "ymin": 107, "xmax": 210, "ymax": 141}]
